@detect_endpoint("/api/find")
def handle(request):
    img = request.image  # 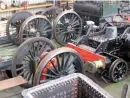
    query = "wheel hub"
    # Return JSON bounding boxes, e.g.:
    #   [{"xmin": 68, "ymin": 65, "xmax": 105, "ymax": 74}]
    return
[
  {"xmin": 67, "ymin": 26, "xmax": 73, "ymax": 32},
  {"xmin": 30, "ymin": 28, "xmax": 37, "ymax": 33},
  {"xmin": 65, "ymin": 19, "xmax": 70, "ymax": 23},
  {"xmin": 119, "ymin": 70, "xmax": 123, "ymax": 74},
  {"xmin": 30, "ymin": 28, "xmax": 41, "ymax": 37},
  {"xmin": 35, "ymin": 32, "xmax": 40, "ymax": 37}
]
